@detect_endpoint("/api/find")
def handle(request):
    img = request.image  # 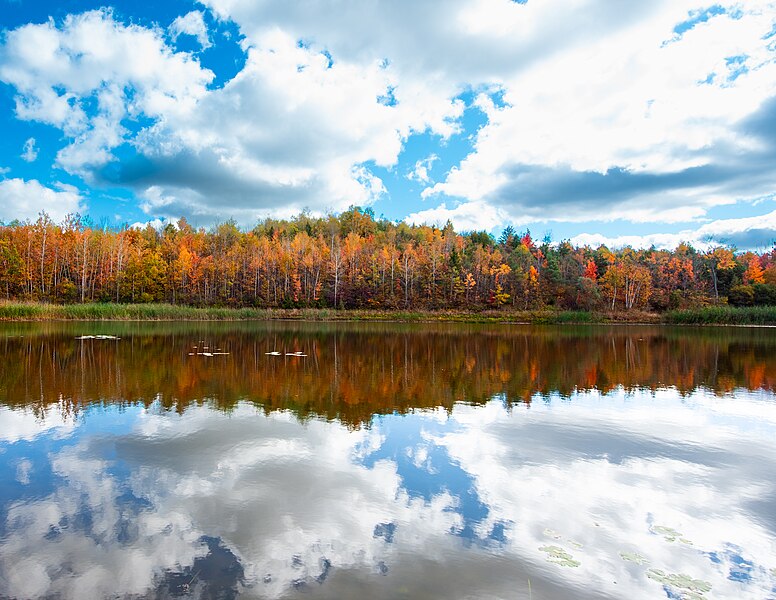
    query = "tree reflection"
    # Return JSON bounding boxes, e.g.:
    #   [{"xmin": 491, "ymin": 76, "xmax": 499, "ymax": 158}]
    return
[{"xmin": 0, "ymin": 324, "xmax": 774, "ymax": 427}]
